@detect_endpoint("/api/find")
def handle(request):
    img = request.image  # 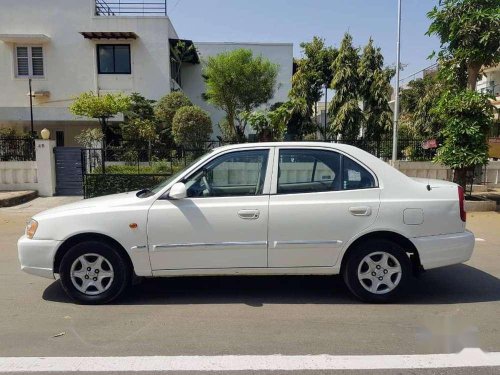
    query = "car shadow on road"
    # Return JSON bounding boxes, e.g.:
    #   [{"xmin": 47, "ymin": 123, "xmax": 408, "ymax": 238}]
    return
[{"xmin": 42, "ymin": 264, "xmax": 500, "ymax": 306}]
